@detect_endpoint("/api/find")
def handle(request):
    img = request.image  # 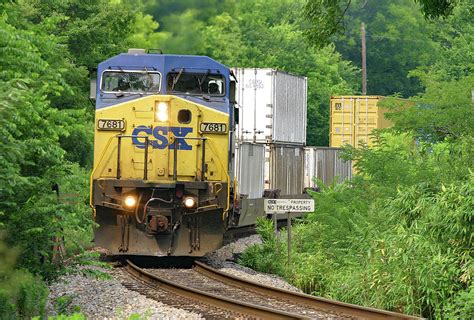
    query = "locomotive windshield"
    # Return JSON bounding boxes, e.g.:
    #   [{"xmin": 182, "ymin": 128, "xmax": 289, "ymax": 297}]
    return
[
  {"xmin": 101, "ymin": 70, "xmax": 161, "ymax": 93},
  {"xmin": 167, "ymin": 72, "xmax": 225, "ymax": 96}
]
